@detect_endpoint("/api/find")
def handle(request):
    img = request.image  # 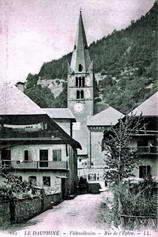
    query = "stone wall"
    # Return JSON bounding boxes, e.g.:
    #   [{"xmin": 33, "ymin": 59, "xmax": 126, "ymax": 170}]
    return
[{"xmin": 0, "ymin": 193, "xmax": 62, "ymax": 226}]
